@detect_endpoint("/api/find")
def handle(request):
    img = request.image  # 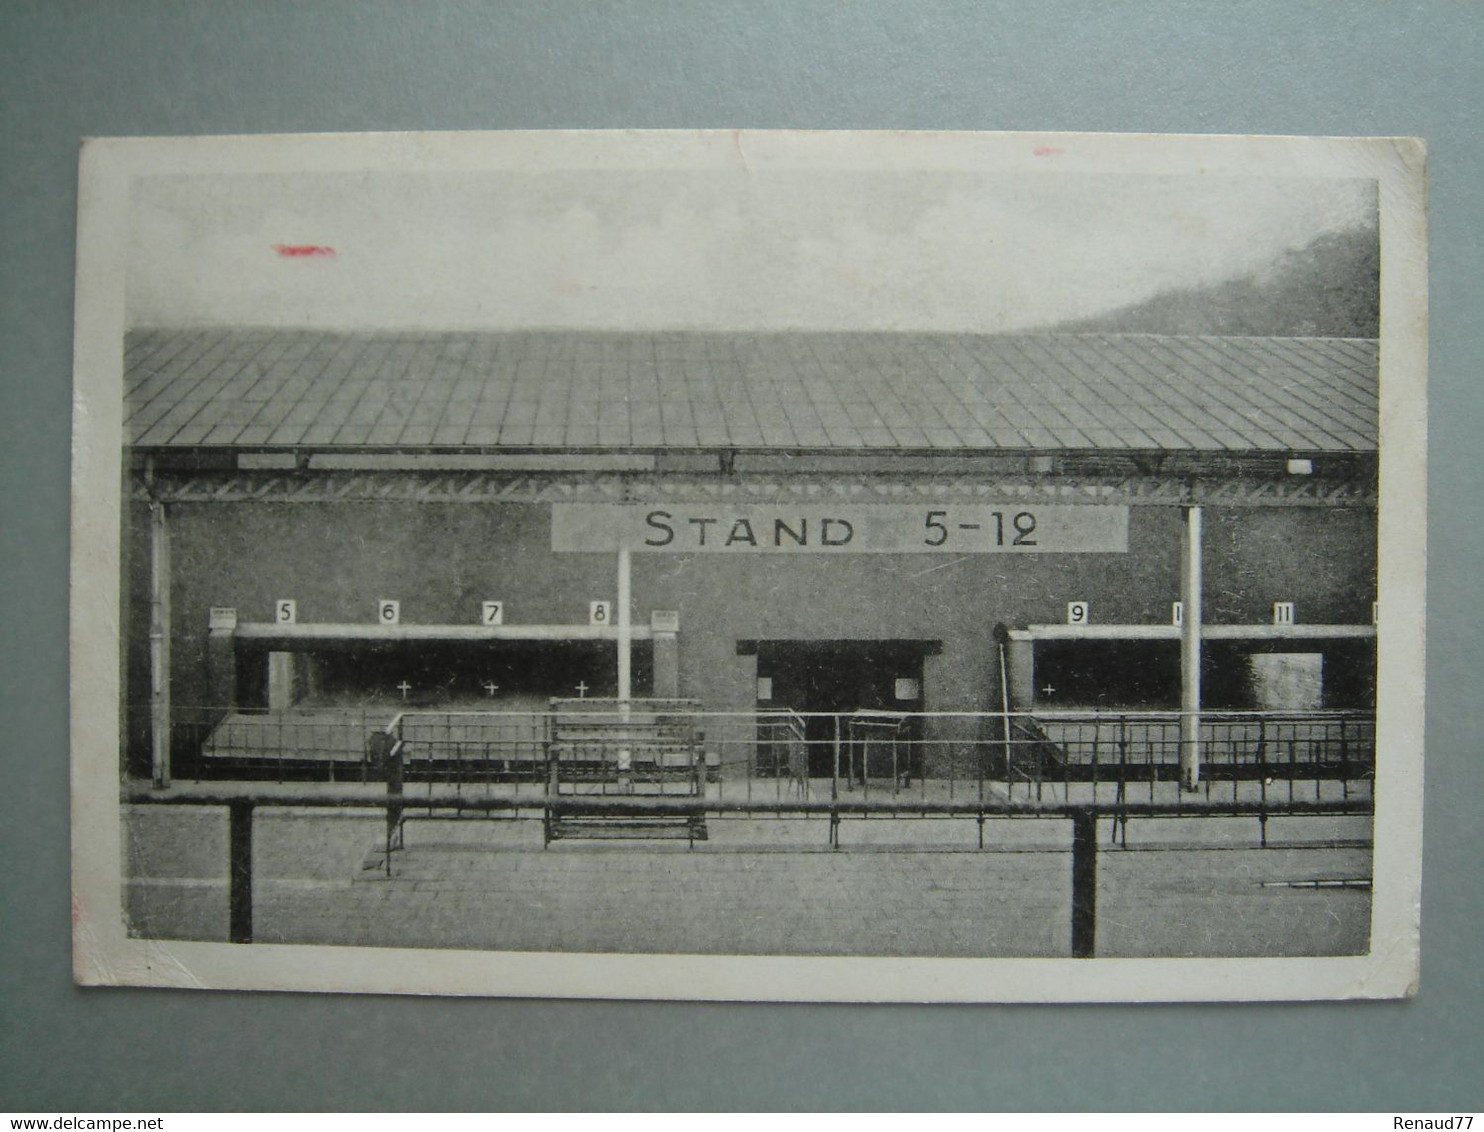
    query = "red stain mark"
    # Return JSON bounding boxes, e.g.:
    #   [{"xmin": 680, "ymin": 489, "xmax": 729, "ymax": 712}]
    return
[
  {"xmin": 72, "ymin": 894, "xmax": 83, "ymax": 926},
  {"xmin": 1033, "ymin": 146, "xmax": 1065, "ymax": 158},
  {"xmin": 273, "ymin": 244, "xmax": 336, "ymax": 258}
]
